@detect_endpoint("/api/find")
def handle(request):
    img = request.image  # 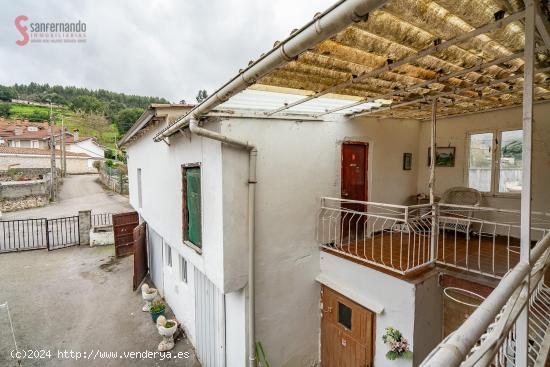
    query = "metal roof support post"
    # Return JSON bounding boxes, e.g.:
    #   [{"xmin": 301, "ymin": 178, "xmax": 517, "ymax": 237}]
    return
[
  {"xmin": 518, "ymin": 2, "xmax": 535, "ymax": 365},
  {"xmin": 429, "ymin": 99, "xmax": 438, "ymax": 263}
]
